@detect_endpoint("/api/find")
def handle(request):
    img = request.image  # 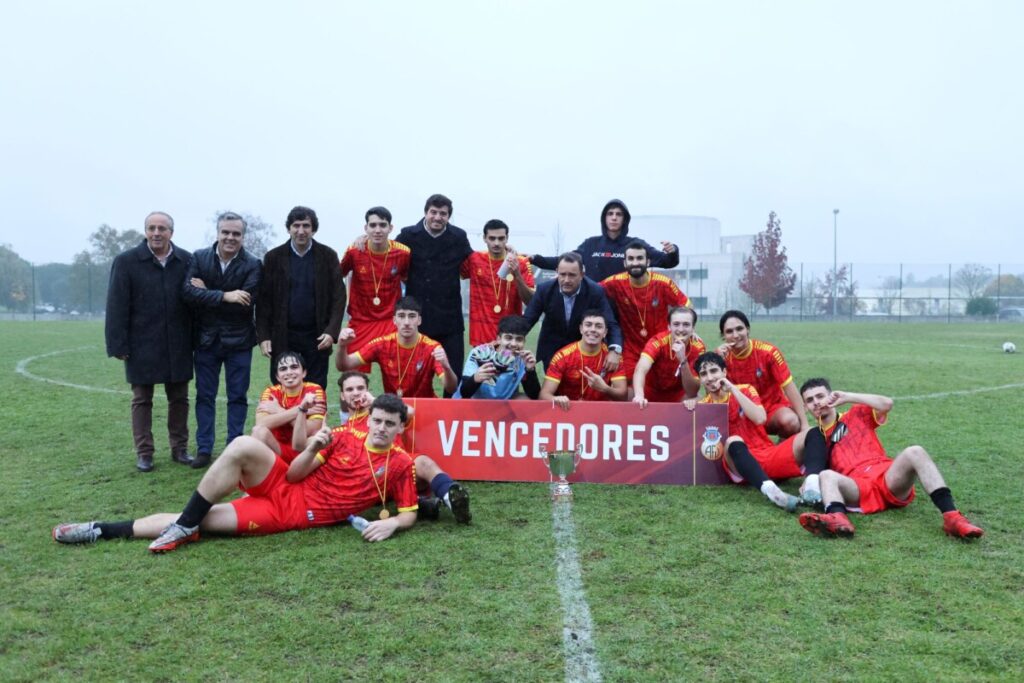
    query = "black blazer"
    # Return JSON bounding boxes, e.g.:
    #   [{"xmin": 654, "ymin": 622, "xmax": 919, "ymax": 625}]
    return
[{"xmin": 523, "ymin": 277, "xmax": 623, "ymax": 368}]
